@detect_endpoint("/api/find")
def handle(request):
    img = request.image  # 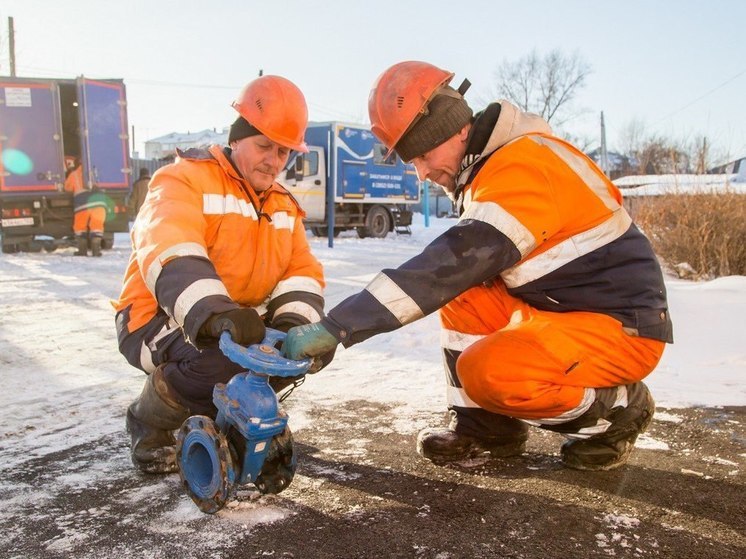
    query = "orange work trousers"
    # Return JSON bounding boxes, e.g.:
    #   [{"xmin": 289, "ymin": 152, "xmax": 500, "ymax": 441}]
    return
[
  {"xmin": 440, "ymin": 281, "xmax": 665, "ymax": 421},
  {"xmin": 73, "ymin": 207, "xmax": 106, "ymax": 236}
]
